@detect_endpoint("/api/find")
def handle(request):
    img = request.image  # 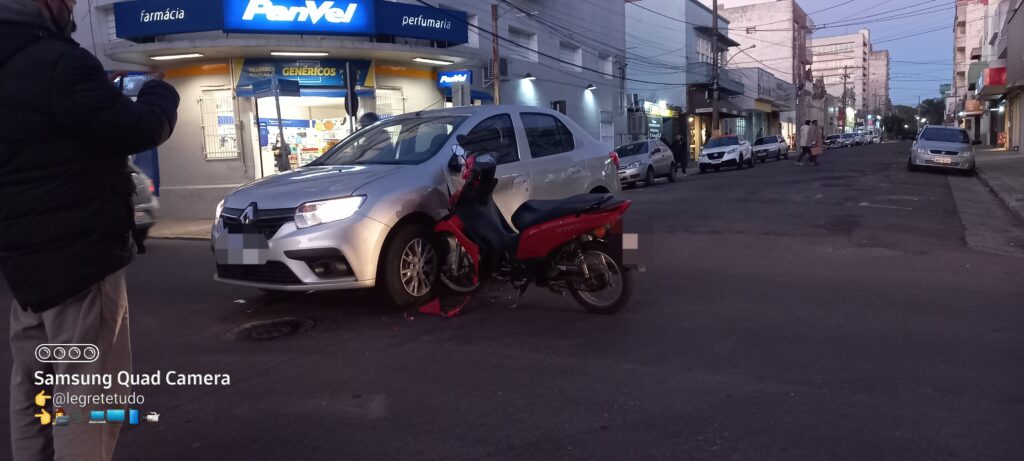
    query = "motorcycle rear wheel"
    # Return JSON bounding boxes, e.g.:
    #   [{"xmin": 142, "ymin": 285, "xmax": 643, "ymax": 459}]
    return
[{"xmin": 569, "ymin": 242, "xmax": 633, "ymax": 315}]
